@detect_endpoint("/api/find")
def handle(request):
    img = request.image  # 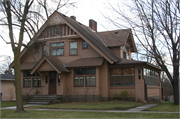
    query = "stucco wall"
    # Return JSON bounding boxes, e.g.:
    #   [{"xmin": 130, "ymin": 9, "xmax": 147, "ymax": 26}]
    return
[{"xmin": 1, "ymin": 80, "xmax": 15, "ymax": 101}]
